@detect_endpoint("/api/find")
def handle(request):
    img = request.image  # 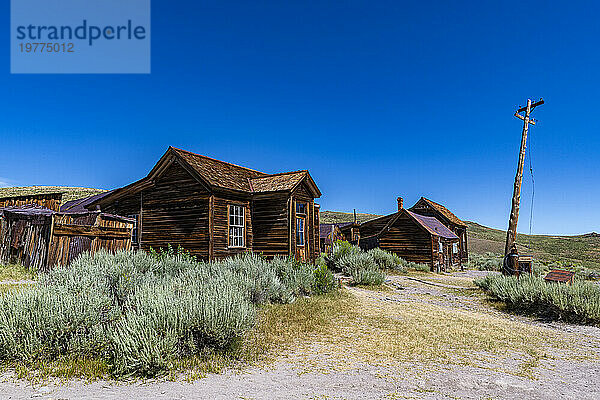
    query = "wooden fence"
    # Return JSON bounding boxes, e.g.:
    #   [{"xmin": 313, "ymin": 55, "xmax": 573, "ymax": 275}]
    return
[{"xmin": 0, "ymin": 208, "xmax": 133, "ymax": 271}]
